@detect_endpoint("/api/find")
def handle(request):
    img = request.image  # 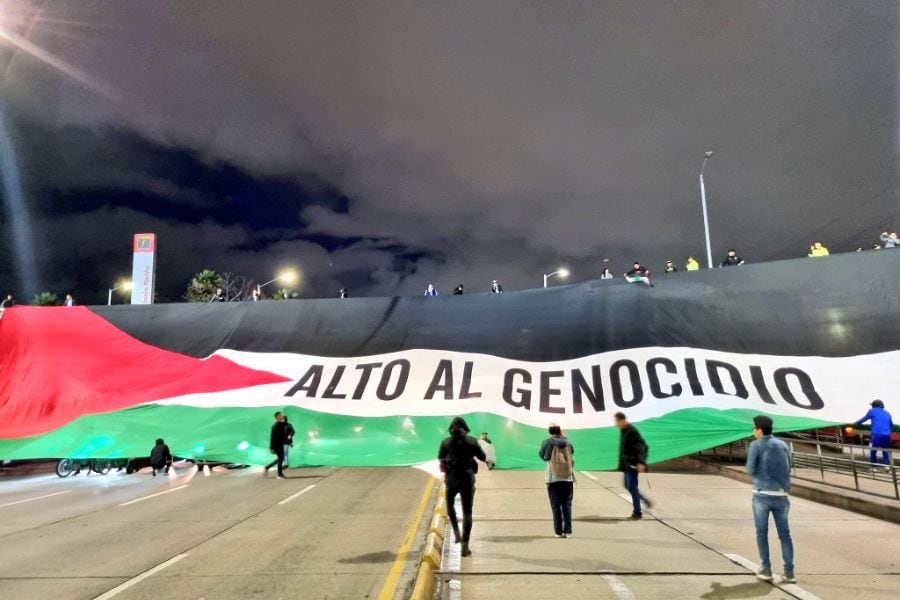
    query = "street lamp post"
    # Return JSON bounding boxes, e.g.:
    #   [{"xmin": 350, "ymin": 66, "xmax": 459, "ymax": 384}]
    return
[
  {"xmin": 257, "ymin": 271, "xmax": 297, "ymax": 295},
  {"xmin": 107, "ymin": 281, "xmax": 132, "ymax": 305},
  {"xmin": 543, "ymin": 268, "xmax": 570, "ymax": 288},
  {"xmin": 699, "ymin": 151, "xmax": 714, "ymax": 269}
]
